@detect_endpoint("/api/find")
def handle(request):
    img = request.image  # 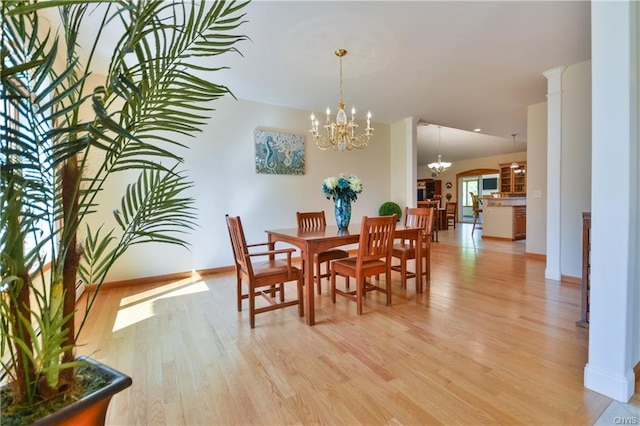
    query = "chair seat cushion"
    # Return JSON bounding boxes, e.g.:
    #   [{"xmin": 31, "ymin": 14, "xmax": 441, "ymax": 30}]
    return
[
  {"xmin": 252, "ymin": 259, "xmax": 298, "ymax": 278},
  {"xmin": 316, "ymin": 249, "xmax": 349, "ymax": 262},
  {"xmin": 333, "ymin": 257, "xmax": 386, "ymax": 271}
]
